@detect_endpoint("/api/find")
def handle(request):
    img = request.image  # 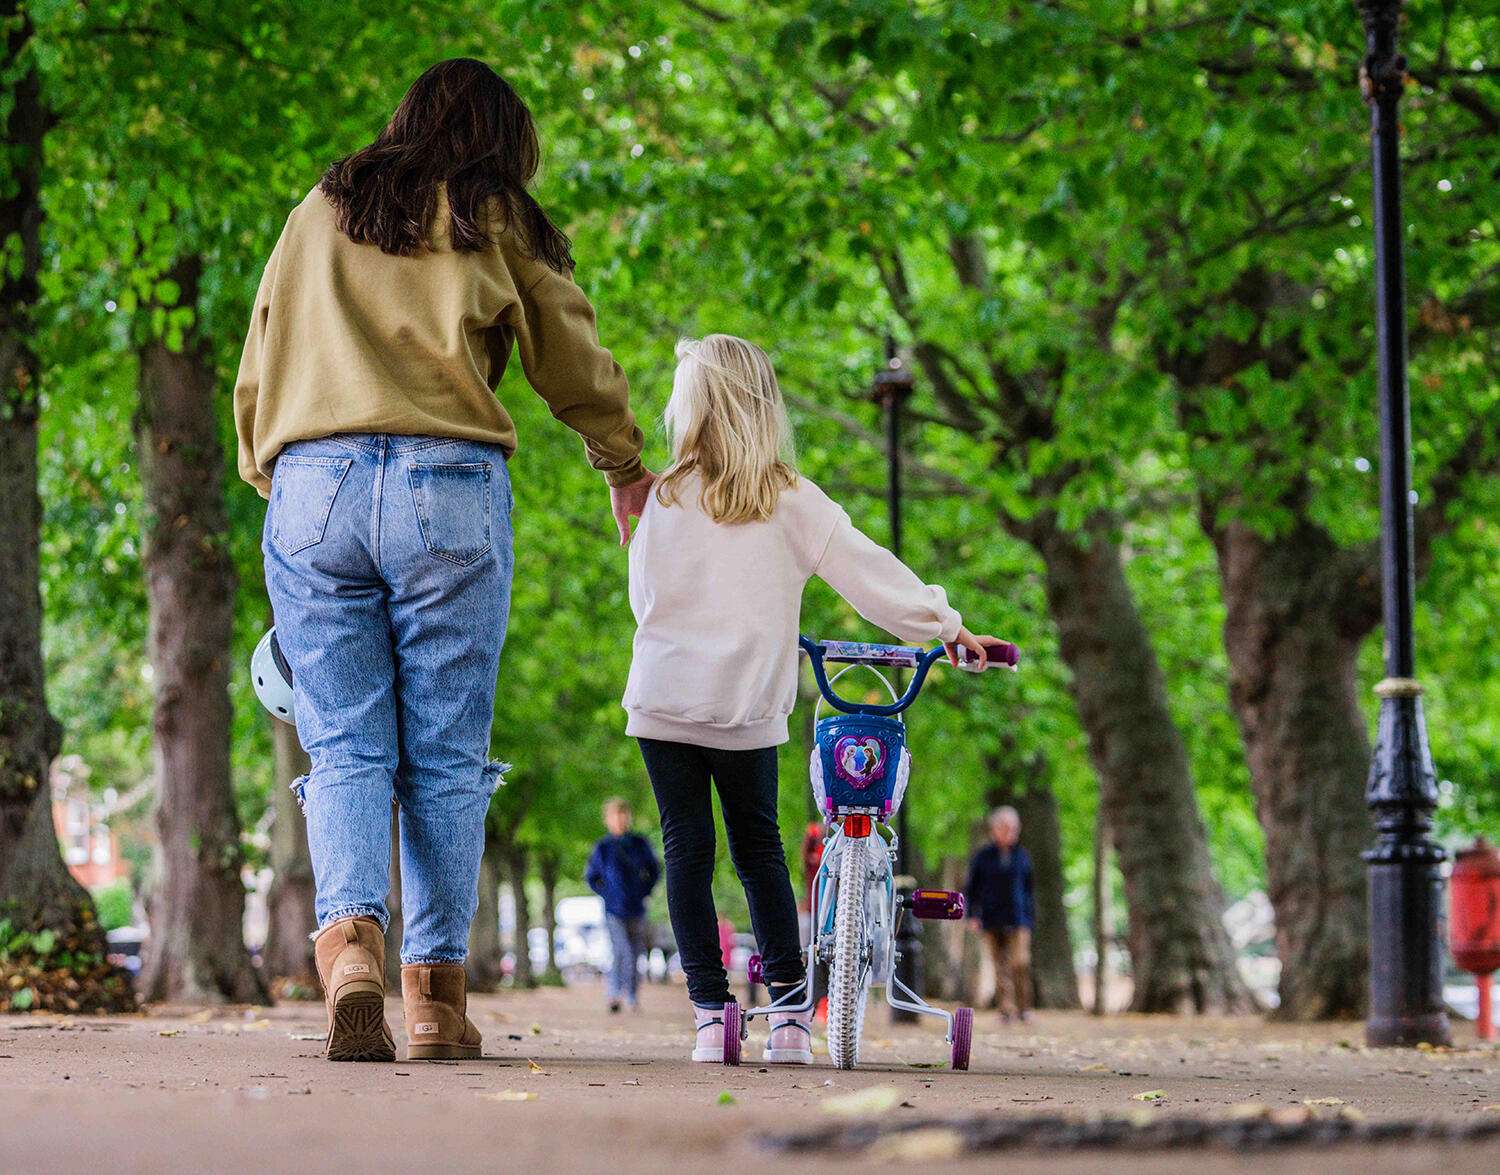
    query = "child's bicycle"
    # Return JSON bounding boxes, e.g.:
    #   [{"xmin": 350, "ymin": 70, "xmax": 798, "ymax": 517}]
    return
[{"xmin": 722, "ymin": 634, "xmax": 1020, "ymax": 1071}]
